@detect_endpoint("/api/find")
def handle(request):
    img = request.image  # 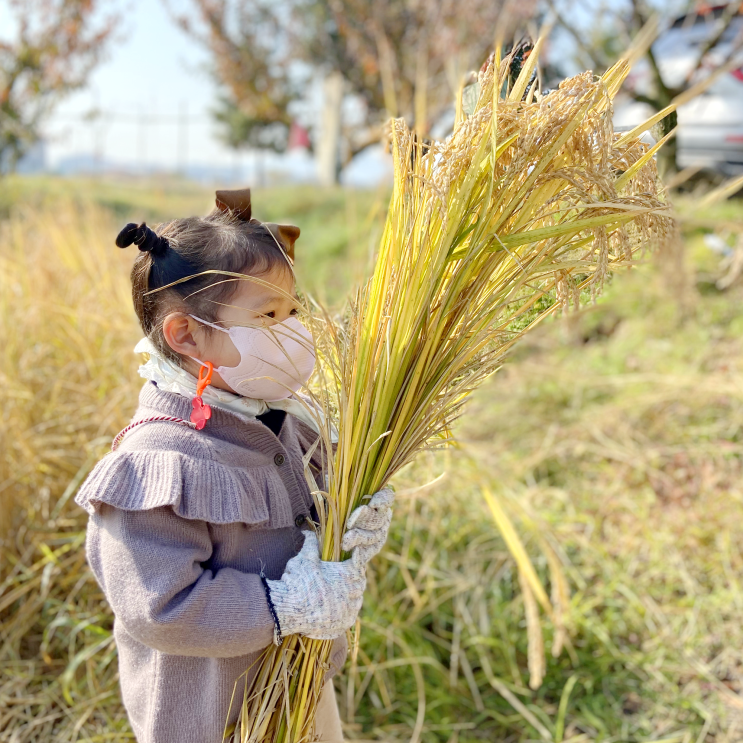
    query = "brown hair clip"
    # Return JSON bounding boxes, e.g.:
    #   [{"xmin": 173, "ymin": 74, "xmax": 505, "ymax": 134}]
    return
[{"xmin": 215, "ymin": 188, "xmax": 300, "ymax": 265}]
